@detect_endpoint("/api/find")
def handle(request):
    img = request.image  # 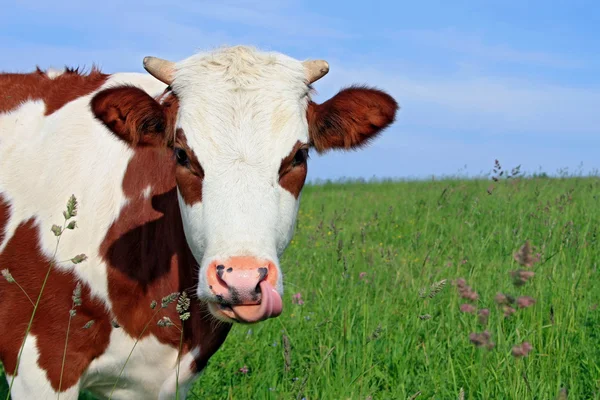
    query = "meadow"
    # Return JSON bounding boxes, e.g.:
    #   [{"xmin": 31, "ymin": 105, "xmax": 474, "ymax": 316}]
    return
[{"xmin": 2, "ymin": 169, "xmax": 599, "ymax": 399}]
